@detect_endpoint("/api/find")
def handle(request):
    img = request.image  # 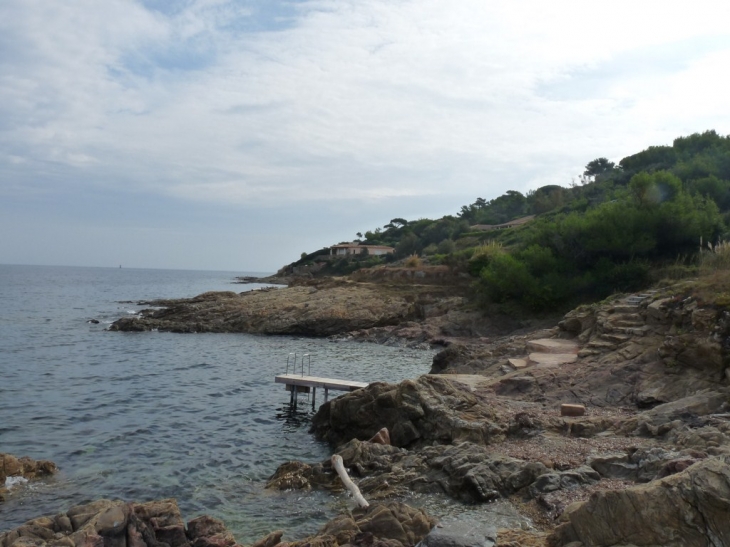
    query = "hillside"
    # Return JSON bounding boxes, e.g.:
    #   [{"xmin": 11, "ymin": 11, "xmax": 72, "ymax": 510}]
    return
[{"xmin": 287, "ymin": 130, "xmax": 730, "ymax": 312}]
